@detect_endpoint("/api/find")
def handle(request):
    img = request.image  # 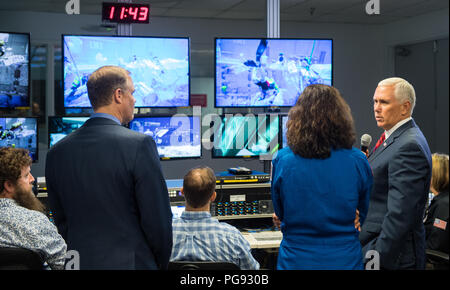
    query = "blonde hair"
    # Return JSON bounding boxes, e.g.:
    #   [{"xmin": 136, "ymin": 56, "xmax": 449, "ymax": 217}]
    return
[
  {"xmin": 378, "ymin": 77, "xmax": 416, "ymax": 114},
  {"xmin": 431, "ymin": 153, "xmax": 449, "ymax": 193}
]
